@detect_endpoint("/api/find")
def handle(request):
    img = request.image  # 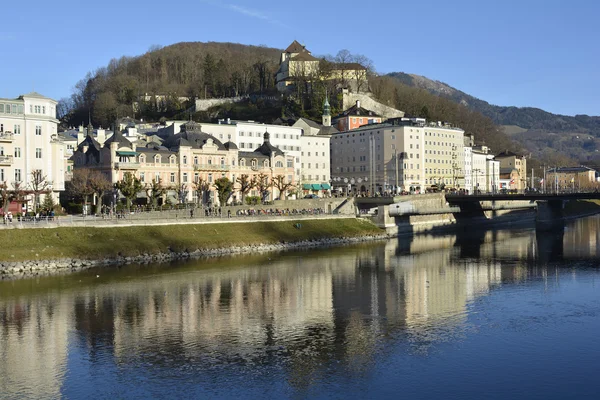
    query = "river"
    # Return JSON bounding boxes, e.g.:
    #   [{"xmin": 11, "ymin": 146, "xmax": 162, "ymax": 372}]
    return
[{"xmin": 1, "ymin": 216, "xmax": 600, "ymax": 399}]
